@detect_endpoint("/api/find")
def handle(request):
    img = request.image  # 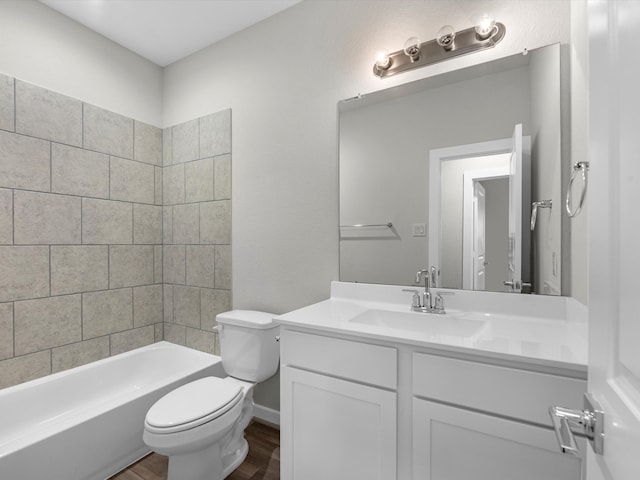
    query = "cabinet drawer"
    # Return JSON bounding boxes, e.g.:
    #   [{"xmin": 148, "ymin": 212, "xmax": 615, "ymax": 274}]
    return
[
  {"xmin": 412, "ymin": 352, "xmax": 586, "ymax": 427},
  {"xmin": 281, "ymin": 329, "xmax": 397, "ymax": 389}
]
